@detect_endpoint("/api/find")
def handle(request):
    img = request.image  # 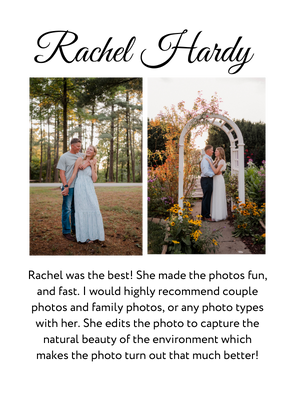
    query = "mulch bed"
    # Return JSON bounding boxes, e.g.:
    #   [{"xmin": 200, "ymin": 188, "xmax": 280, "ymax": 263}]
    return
[{"xmin": 227, "ymin": 203, "xmax": 265, "ymax": 254}]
